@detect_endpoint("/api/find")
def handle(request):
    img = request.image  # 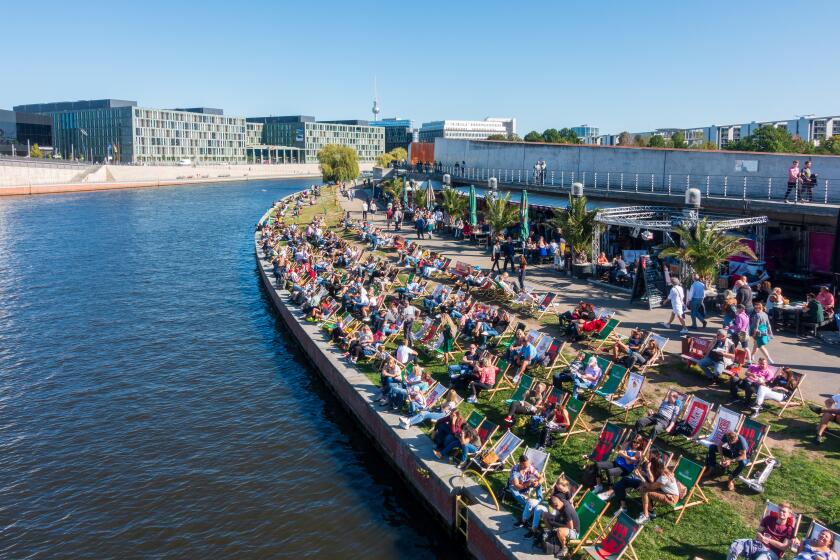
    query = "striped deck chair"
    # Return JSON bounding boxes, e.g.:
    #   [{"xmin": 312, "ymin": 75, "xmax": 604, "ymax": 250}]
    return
[
  {"xmin": 501, "ymin": 374, "xmax": 535, "ymax": 404},
  {"xmin": 561, "ymin": 396, "xmax": 592, "ymax": 444},
  {"xmin": 569, "ymin": 491, "xmax": 611, "ymax": 555},
  {"xmin": 582, "ymin": 510, "xmax": 643, "ymax": 560},
  {"xmin": 588, "ymin": 422, "xmax": 626, "ymax": 463},
  {"xmin": 470, "ymin": 429, "xmax": 523, "ymax": 475},
  {"xmin": 534, "ymin": 292, "xmax": 559, "ymax": 321},
  {"xmin": 800, "ymin": 520, "xmax": 840, "ymax": 558},
  {"xmin": 697, "ymin": 407, "xmax": 744, "ymax": 448},
  {"xmin": 608, "ymin": 372, "xmax": 646, "ymax": 421},
  {"xmin": 591, "ymin": 363, "xmax": 628, "ymax": 405},
  {"xmin": 673, "ymin": 456, "xmax": 709, "ymax": 524},
  {"xmin": 322, "ymin": 310, "xmax": 351, "ymax": 333},
  {"xmin": 737, "ymin": 417, "xmax": 775, "ymax": 478},
  {"xmin": 584, "ymin": 317, "xmax": 622, "ymax": 351}
]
